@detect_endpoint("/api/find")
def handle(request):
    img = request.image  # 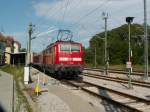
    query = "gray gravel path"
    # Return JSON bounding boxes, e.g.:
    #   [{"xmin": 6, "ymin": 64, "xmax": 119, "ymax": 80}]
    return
[
  {"xmin": 47, "ymin": 84, "xmax": 103, "ymax": 112},
  {"xmin": 0, "ymin": 71, "xmax": 13, "ymax": 112},
  {"xmin": 37, "ymin": 92, "xmax": 71, "ymax": 112},
  {"xmin": 30, "ymin": 68, "xmax": 104, "ymax": 112}
]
